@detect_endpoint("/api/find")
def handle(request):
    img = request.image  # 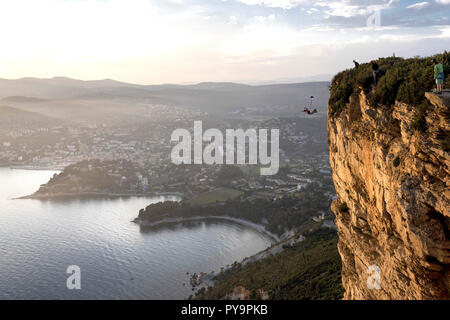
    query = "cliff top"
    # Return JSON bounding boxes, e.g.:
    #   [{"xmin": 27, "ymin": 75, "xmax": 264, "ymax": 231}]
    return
[
  {"xmin": 425, "ymin": 90, "xmax": 450, "ymax": 108},
  {"xmin": 328, "ymin": 65, "xmax": 449, "ymax": 299},
  {"xmin": 329, "ymin": 52, "xmax": 450, "ymax": 119}
]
